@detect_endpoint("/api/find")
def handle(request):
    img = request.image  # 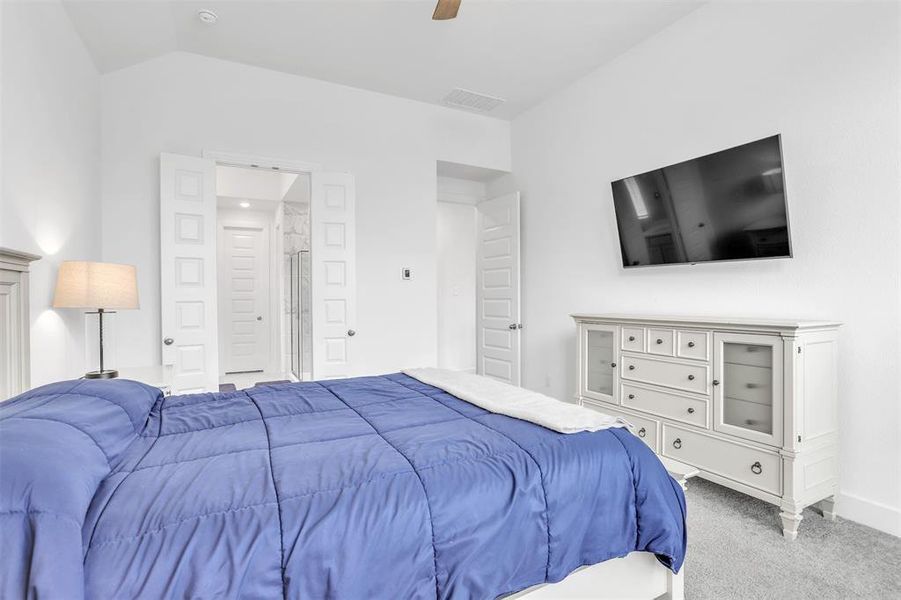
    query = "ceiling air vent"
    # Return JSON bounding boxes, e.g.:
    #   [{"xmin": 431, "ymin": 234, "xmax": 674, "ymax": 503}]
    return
[{"xmin": 442, "ymin": 88, "xmax": 505, "ymax": 113}]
